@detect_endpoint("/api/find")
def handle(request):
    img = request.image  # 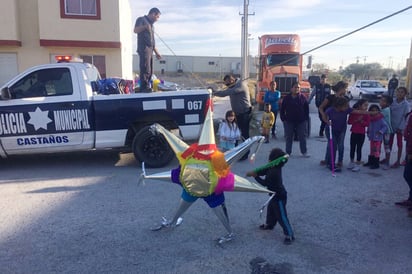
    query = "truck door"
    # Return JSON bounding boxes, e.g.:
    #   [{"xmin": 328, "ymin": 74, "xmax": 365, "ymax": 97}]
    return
[{"xmin": 0, "ymin": 67, "xmax": 90, "ymax": 155}]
